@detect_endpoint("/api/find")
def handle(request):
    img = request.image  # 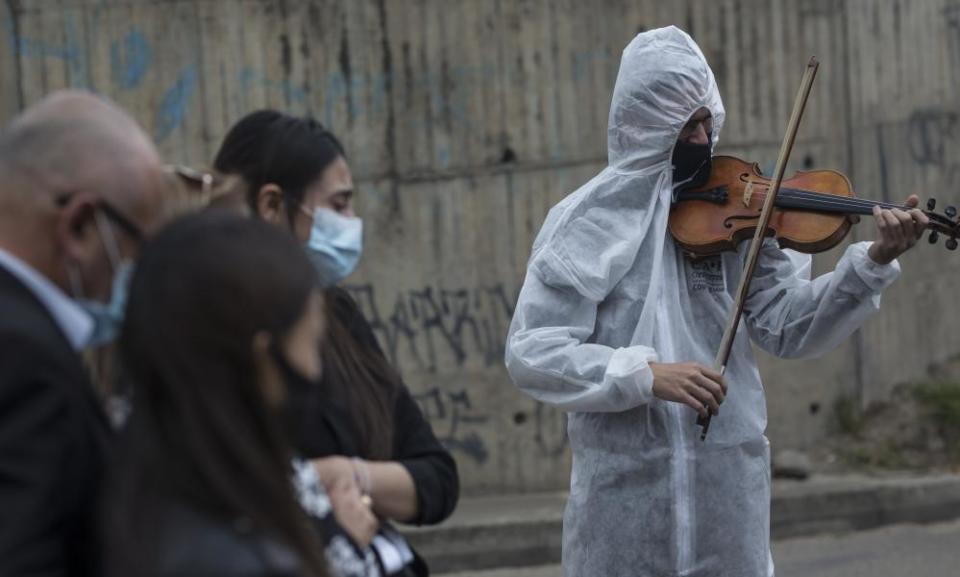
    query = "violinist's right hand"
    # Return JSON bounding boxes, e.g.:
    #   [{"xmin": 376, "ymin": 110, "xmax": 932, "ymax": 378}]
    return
[{"xmin": 650, "ymin": 362, "xmax": 727, "ymax": 417}]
